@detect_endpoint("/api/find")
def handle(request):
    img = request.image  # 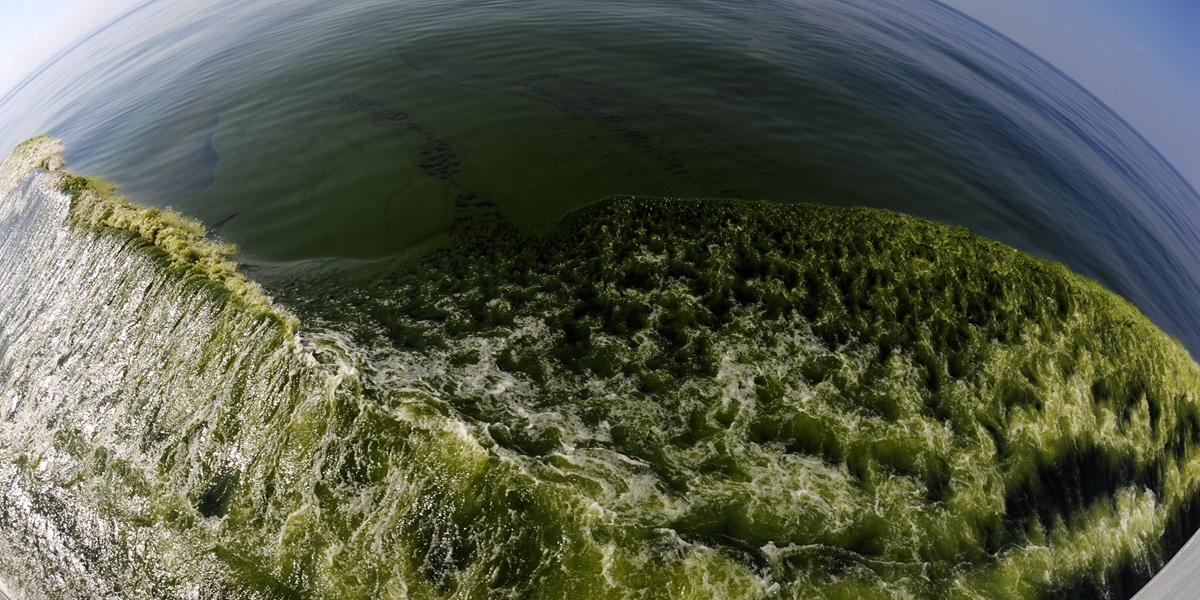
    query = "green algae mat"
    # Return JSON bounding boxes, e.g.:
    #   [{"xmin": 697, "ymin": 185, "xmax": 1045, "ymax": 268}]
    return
[
  {"xmin": 274, "ymin": 196, "xmax": 1200, "ymax": 598},
  {"xmin": 3, "ymin": 136, "xmax": 1200, "ymax": 598}
]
